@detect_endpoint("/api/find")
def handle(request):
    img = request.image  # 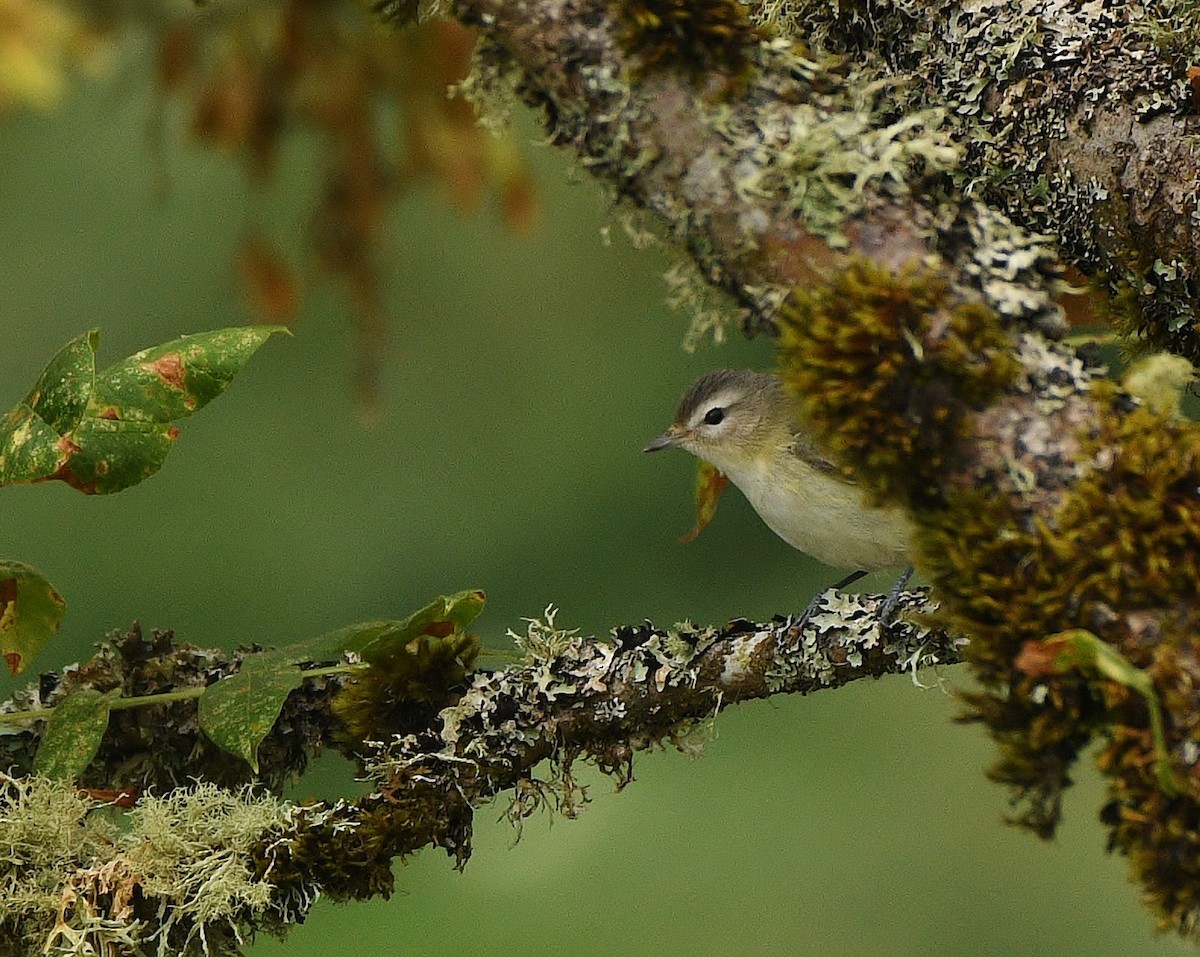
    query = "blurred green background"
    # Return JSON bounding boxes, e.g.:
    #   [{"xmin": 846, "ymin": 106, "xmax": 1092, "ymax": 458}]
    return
[{"xmin": 0, "ymin": 68, "xmax": 1186, "ymax": 957}]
